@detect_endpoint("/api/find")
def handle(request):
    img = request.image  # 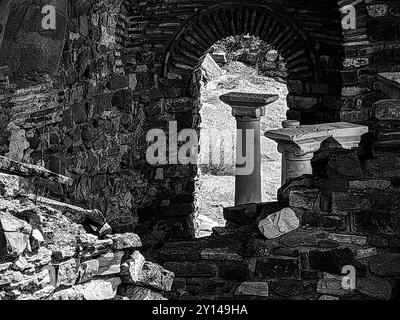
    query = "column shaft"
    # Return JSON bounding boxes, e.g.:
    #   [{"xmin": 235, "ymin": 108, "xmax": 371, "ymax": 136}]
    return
[
  {"xmin": 235, "ymin": 119, "xmax": 261, "ymax": 205},
  {"xmin": 281, "ymin": 120, "xmax": 300, "ymax": 185}
]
